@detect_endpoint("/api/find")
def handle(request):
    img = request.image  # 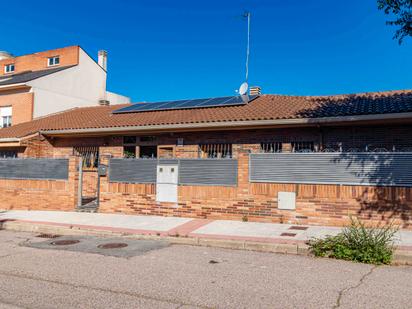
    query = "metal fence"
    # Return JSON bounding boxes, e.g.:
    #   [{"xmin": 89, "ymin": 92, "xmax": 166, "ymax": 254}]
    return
[
  {"xmin": 249, "ymin": 152, "xmax": 412, "ymax": 187},
  {"xmin": 0, "ymin": 158, "xmax": 69, "ymax": 180},
  {"xmin": 109, "ymin": 158, "xmax": 238, "ymax": 186}
]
